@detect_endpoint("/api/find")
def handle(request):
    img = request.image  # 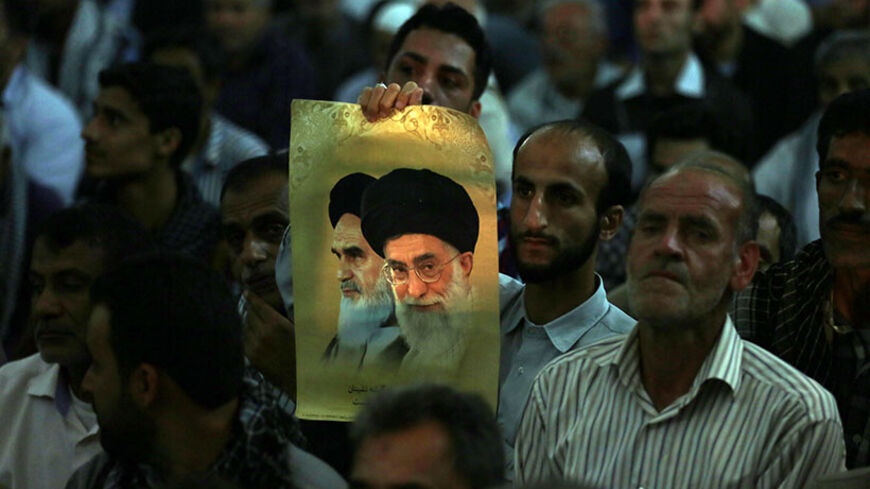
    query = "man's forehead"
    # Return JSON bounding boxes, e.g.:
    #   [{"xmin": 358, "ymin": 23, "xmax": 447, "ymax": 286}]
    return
[
  {"xmin": 31, "ymin": 238, "xmax": 106, "ymax": 275},
  {"xmin": 396, "ymin": 27, "xmax": 476, "ymax": 74},
  {"xmin": 385, "ymin": 233, "xmax": 450, "ymax": 261},
  {"xmin": 221, "ymin": 176, "xmax": 288, "ymax": 221},
  {"xmin": 641, "ymin": 169, "xmax": 743, "ymax": 216},
  {"xmin": 332, "ymin": 214, "xmax": 367, "ymax": 245},
  {"xmin": 516, "ymin": 130, "xmax": 608, "ymax": 186},
  {"xmin": 96, "ymin": 86, "xmax": 144, "ymax": 117}
]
